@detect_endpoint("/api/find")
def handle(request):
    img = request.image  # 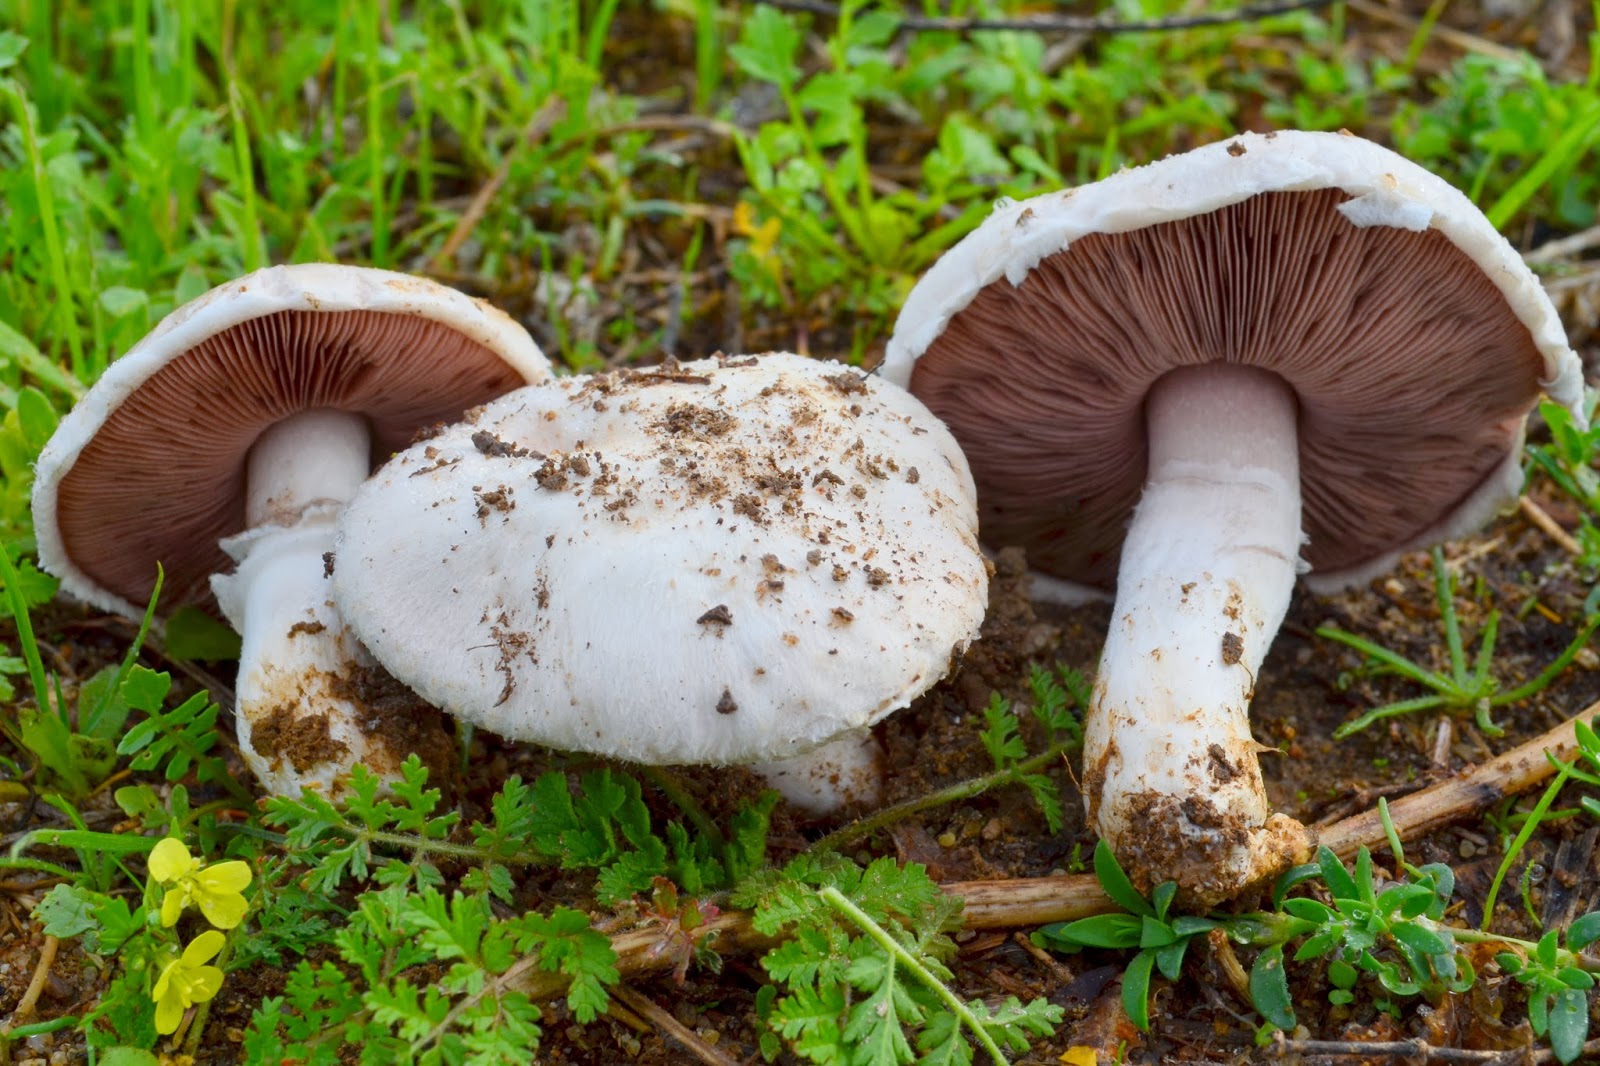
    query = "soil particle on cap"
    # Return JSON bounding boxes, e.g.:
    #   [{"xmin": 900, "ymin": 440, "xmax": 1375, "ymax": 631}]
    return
[
  {"xmin": 906, "ymin": 466, "xmax": 920, "ymax": 484},
  {"xmin": 474, "ymin": 486, "xmax": 515, "ymax": 523},
  {"xmin": 657, "ymin": 403, "xmax": 736, "ymax": 438},
  {"xmin": 864, "ymin": 565, "xmax": 891, "ymax": 588},
  {"xmin": 1221, "ymin": 631, "xmax": 1244, "ymax": 665},
  {"xmin": 1227, "ymin": 140, "xmax": 1247, "ymax": 156},
  {"xmin": 832, "ymin": 607, "xmax": 854, "ymax": 624},
  {"xmin": 716, "ymin": 688, "xmax": 738, "ymax": 714},
  {"xmin": 533, "ymin": 452, "xmax": 593, "ymax": 492},
  {"xmin": 732, "ymin": 493, "xmax": 765, "ymax": 521},
  {"xmin": 751, "ymin": 466, "xmax": 803, "ymax": 495},
  {"xmin": 486, "ymin": 620, "xmax": 536, "ymax": 706},
  {"xmin": 471, "ymin": 430, "xmax": 533, "ymax": 458},
  {"xmin": 822, "ymin": 372, "xmax": 869, "ymax": 395},
  {"xmin": 322, "ymin": 552, "xmax": 336, "ymax": 578},
  {"xmin": 251, "ymin": 704, "xmax": 351, "ymax": 774},
  {"xmin": 697, "ymin": 604, "xmax": 733, "ymax": 626},
  {"xmin": 287, "ymin": 620, "xmax": 326, "ymax": 638}
]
